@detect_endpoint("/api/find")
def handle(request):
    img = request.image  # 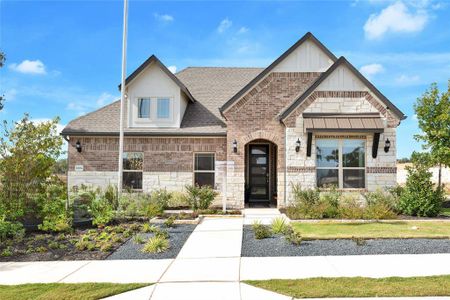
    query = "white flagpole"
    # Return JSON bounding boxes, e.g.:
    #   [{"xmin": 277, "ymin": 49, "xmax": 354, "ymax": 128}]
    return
[{"xmin": 118, "ymin": 0, "xmax": 128, "ymax": 194}]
